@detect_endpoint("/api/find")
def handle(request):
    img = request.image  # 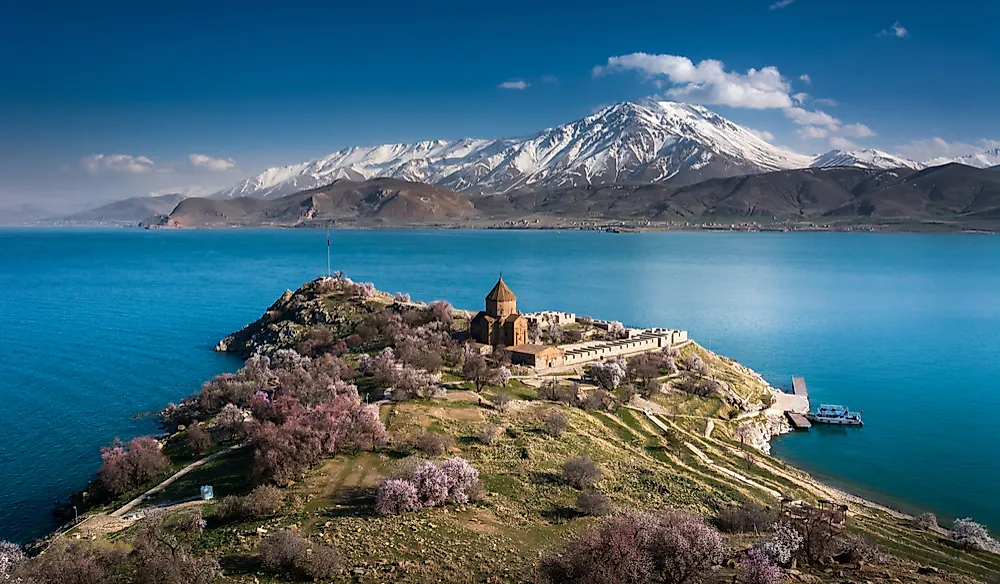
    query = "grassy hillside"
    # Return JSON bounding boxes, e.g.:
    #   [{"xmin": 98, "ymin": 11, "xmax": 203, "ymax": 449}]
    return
[{"xmin": 42, "ymin": 278, "xmax": 1000, "ymax": 584}]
